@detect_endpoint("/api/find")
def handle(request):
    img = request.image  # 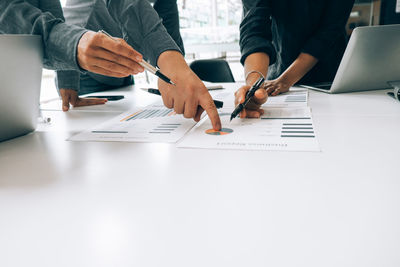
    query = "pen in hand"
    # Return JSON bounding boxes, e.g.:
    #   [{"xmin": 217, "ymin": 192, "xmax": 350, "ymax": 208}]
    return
[
  {"xmin": 99, "ymin": 30, "xmax": 176, "ymax": 86},
  {"xmin": 230, "ymin": 77, "xmax": 265, "ymax": 121}
]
